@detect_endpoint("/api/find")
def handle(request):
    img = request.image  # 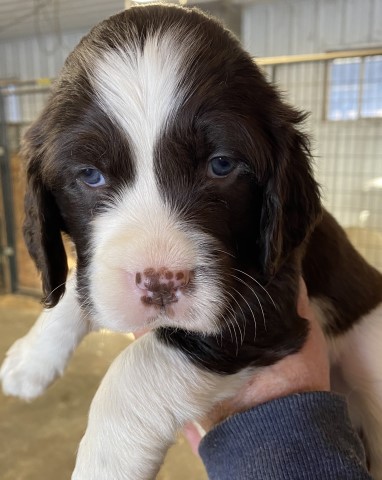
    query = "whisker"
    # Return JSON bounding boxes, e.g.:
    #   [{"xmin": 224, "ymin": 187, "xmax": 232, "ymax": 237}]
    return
[
  {"xmin": 227, "ymin": 299, "xmax": 247, "ymax": 345},
  {"xmin": 233, "ymin": 268, "xmax": 277, "ymax": 310},
  {"xmin": 228, "ymin": 313, "xmax": 239, "ymax": 354},
  {"xmin": 172, "ymin": 342, "xmax": 205, "ymax": 365},
  {"xmin": 211, "ymin": 318, "xmax": 223, "ymax": 347},
  {"xmin": 223, "ymin": 294, "xmax": 241, "ymax": 354},
  {"xmin": 220, "ymin": 308, "xmax": 234, "ymax": 343},
  {"xmin": 227, "ymin": 302, "xmax": 238, "ymax": 346},
  {"xmin": 229, "ymin": 273, "xmax": 267, "ymax": 333},
  {"xmin": 225, "ymin": 290, "xmax": 245, "ymax": 345},
  {"xmin": 225, "ymin": 312, "xmax": 238, "ymax": 346},
  {"xmin": 230, "ymin": 304, "xmax": 247, "ymax": 345},
  {"xmin": 44, "ymin": 281, "xmax": 67, "ymax": 303},
  {"xmin": 214, "ymin": 249, "xmax": 236, "ymax": 259},
  {"xmin": 231, "ymin": 315, "xmax": 244, "ymax": 347},
  {"xmin": 218, "ymin": 324, "xmax": 224, "ymax": 348},
  {"xmin": 230, "ymin": 286, "xmax": 257, "ymax": 343}
]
